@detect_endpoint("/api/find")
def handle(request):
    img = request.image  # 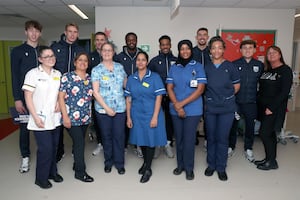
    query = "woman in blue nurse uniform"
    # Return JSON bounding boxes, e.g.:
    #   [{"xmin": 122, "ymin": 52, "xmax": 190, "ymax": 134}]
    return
[
  {"xmin": 204, "ymin": 36, "xmax": 240, "ymax": 181},
  {"xmin": 166, "ymin": 40, "xmax": 207, "ymax": 181},
  {"xmin": 125, "ymin": 51, "xmax": 167, "ymax": 183}
]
